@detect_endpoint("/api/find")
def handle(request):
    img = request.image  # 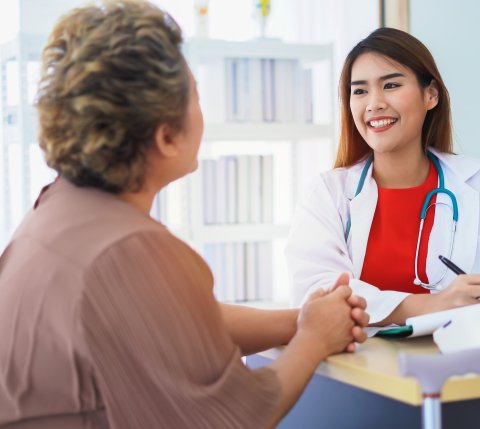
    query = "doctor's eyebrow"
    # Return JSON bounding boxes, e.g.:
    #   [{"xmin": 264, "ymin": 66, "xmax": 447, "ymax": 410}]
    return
[{"xmin": 350, "ymin": 72, "xmax": 406, "ymax": 86}]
